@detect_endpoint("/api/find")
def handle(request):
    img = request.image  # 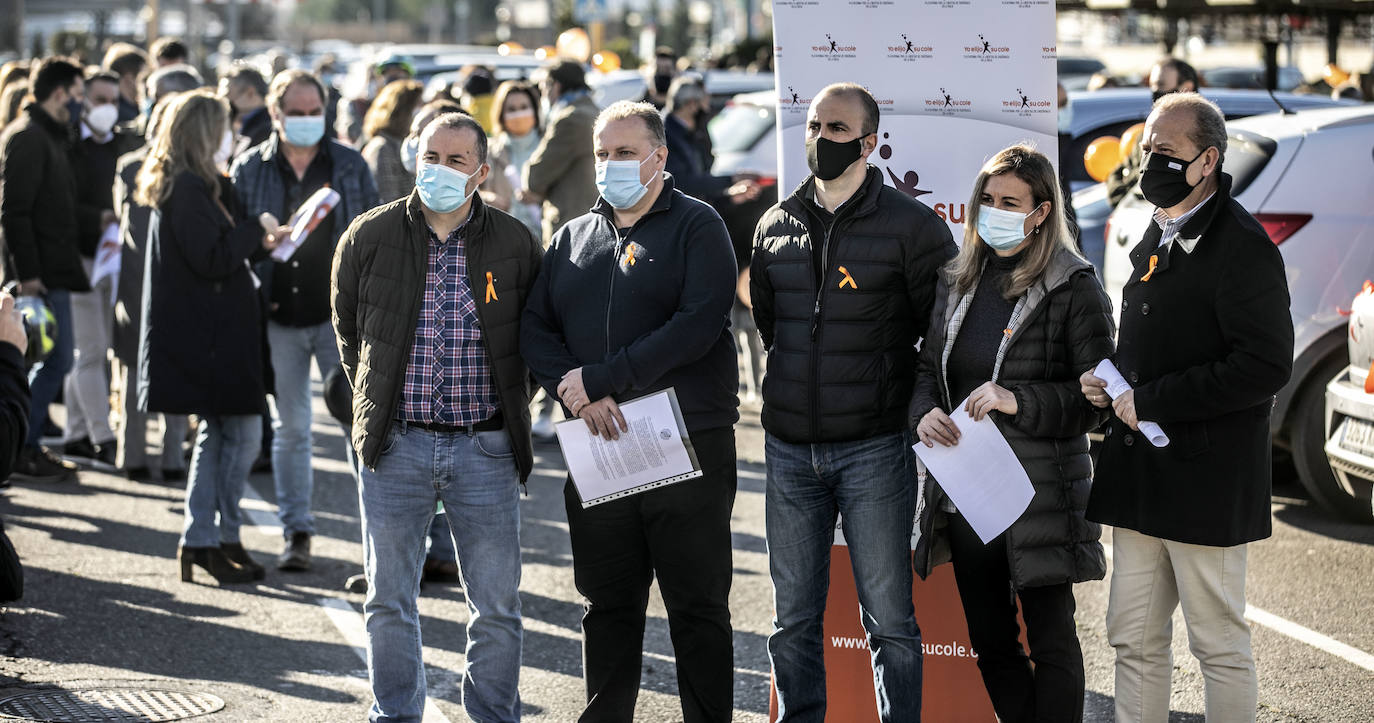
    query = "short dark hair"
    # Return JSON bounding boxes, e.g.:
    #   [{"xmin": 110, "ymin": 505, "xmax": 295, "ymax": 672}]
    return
[
  {"xmin": 223, "ymin": 64, "xmax": 268, "ymax": 98},
  {"xmin": 102, "ymin": 43, "xmax": 147, "ymax": 78},
  {"xmin": 818, "ymin": 82, "xmax": 879, "ymax": 135},
  {"xmin": 544, "ymin": 60, "xmax": 587, "ymax": 93},
  {"xmin": 1156, "ymin": 57, "xmax": 1199, "ymax": 90},
  {"xmin": 423, "ymin": 112, "xmax": 488, "ymax": 165},
  {"xmin": 146, "ymin": 64, "xmax": 203, "ymax": 103},
  {"xmin": 267, "ymin": 69, "xmax": 327, "ymax": 111},
  {"xmin": 151, "ymin": 38, "xmax": 189, "ymax": 64},
  {"xmin": 30, "ymin": 57, "xmax": 84, "ymax": 103},
  {"xmin": 86, "ymin": 71, "xmax": 120, "ymax": 90}
]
